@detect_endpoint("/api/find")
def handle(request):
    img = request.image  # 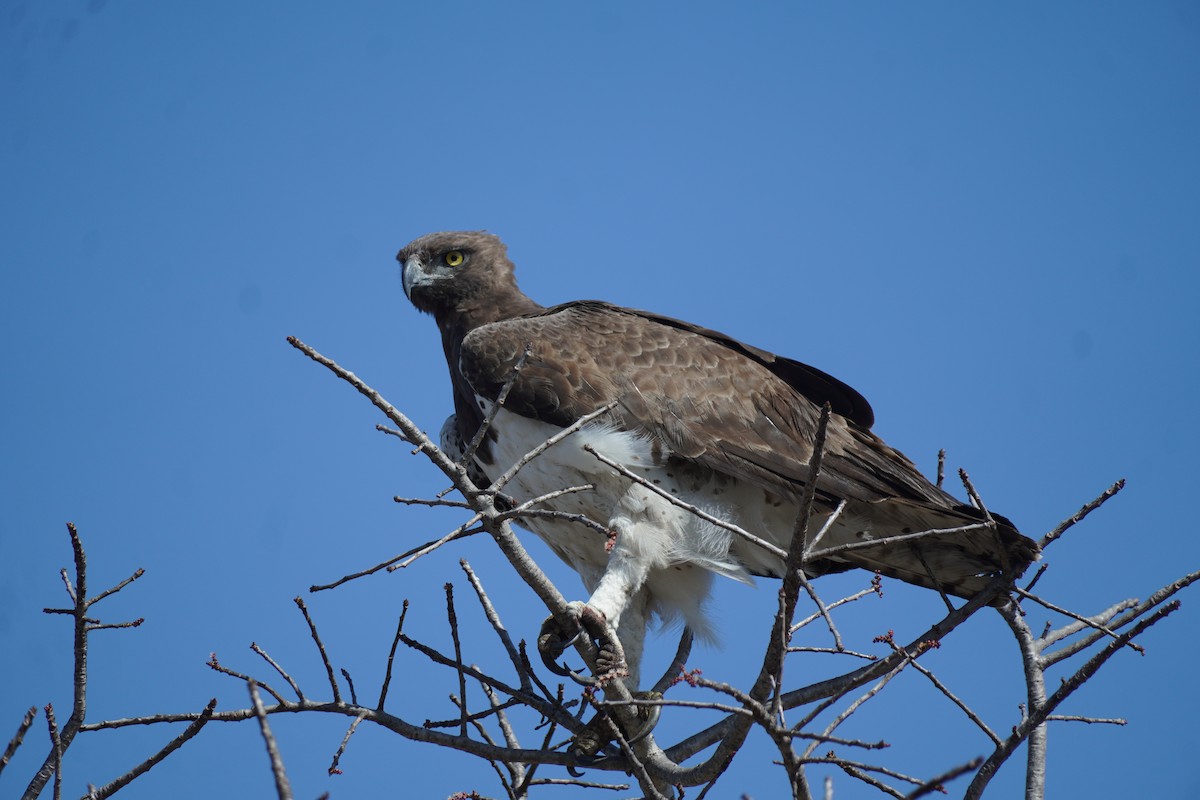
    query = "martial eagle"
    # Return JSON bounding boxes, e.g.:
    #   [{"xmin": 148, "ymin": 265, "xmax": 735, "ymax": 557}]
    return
[{"xmin": 398, "ymin": 230, "xmax": 1038, "ymax": 691}]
